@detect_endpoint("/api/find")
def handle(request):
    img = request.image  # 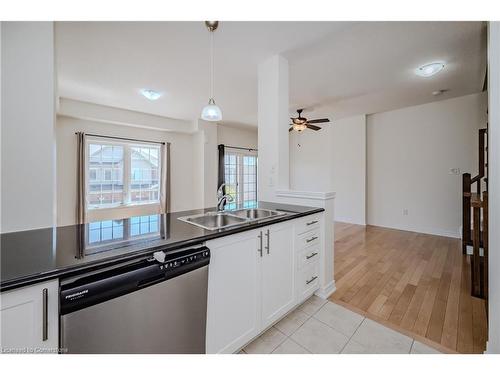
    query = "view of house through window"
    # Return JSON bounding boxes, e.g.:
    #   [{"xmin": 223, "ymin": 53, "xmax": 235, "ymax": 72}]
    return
[
  {"xmin": 87, "ymin": 140, "xmax": 161, "ymax": 210},
  {"xmin": 224, "ymin": 150, "xmax": 258, "ymax": 209}
]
